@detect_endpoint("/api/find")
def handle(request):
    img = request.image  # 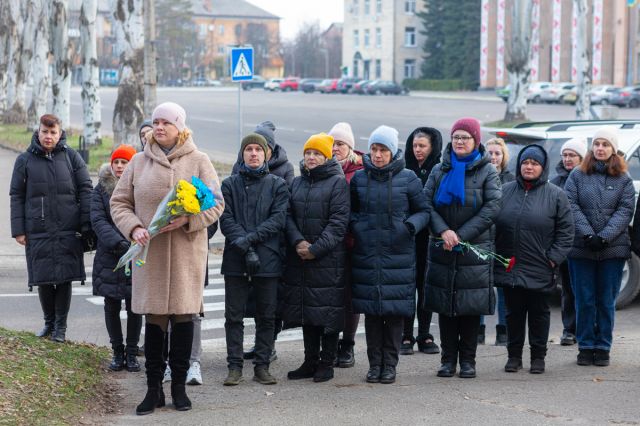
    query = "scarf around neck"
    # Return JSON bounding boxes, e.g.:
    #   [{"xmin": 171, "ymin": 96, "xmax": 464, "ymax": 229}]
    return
[{"xmin": 435, "ymin": 149, "xmax": 480, "ymax": 206}]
